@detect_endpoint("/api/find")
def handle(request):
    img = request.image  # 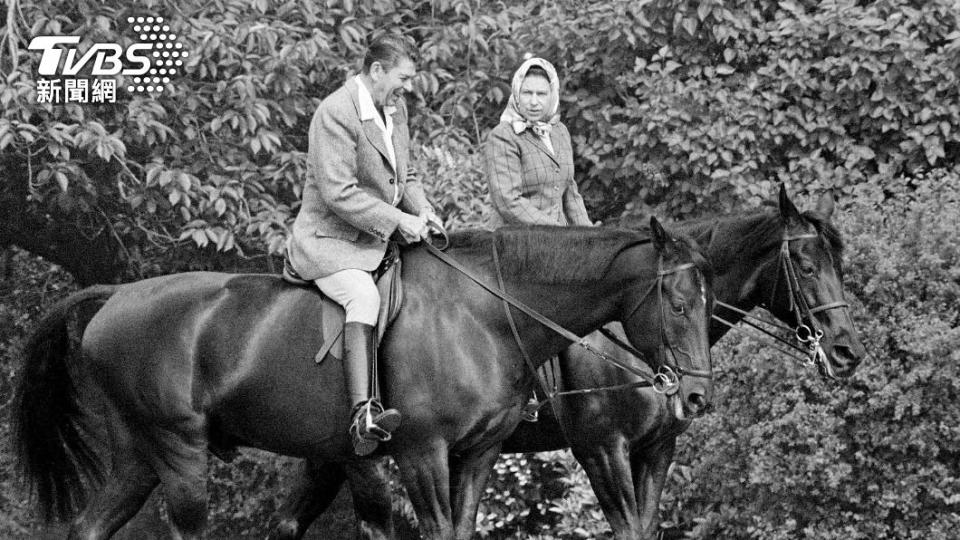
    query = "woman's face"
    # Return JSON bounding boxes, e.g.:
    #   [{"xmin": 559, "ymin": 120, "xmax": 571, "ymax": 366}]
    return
[{"xmin": 518, "ymin": 74, "xmax": 551, "ymax": 122}]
